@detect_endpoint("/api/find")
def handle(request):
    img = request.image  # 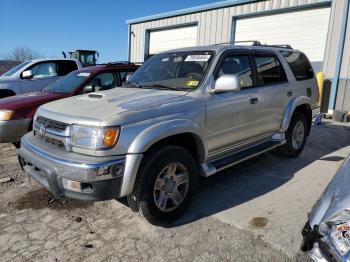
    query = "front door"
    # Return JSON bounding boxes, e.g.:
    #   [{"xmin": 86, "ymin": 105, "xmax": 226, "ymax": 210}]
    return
[
  {"xmin": 206, "ymin": 51, "xmax": 265, "ymax": 156},
  {"xmin": 20, "ymin": 61, "xmax": 61, "ymax": 94}
]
